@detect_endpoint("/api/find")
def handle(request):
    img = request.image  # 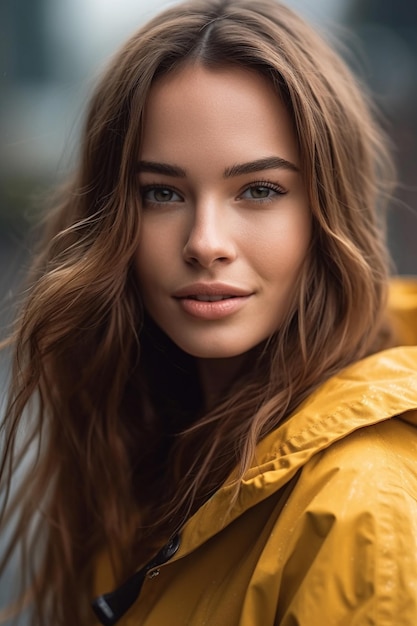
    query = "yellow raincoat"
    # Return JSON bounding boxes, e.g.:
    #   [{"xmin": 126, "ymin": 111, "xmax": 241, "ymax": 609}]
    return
[{"xmin": 94, "ymin": 278, "xmax": 417, "ymax": 626}]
